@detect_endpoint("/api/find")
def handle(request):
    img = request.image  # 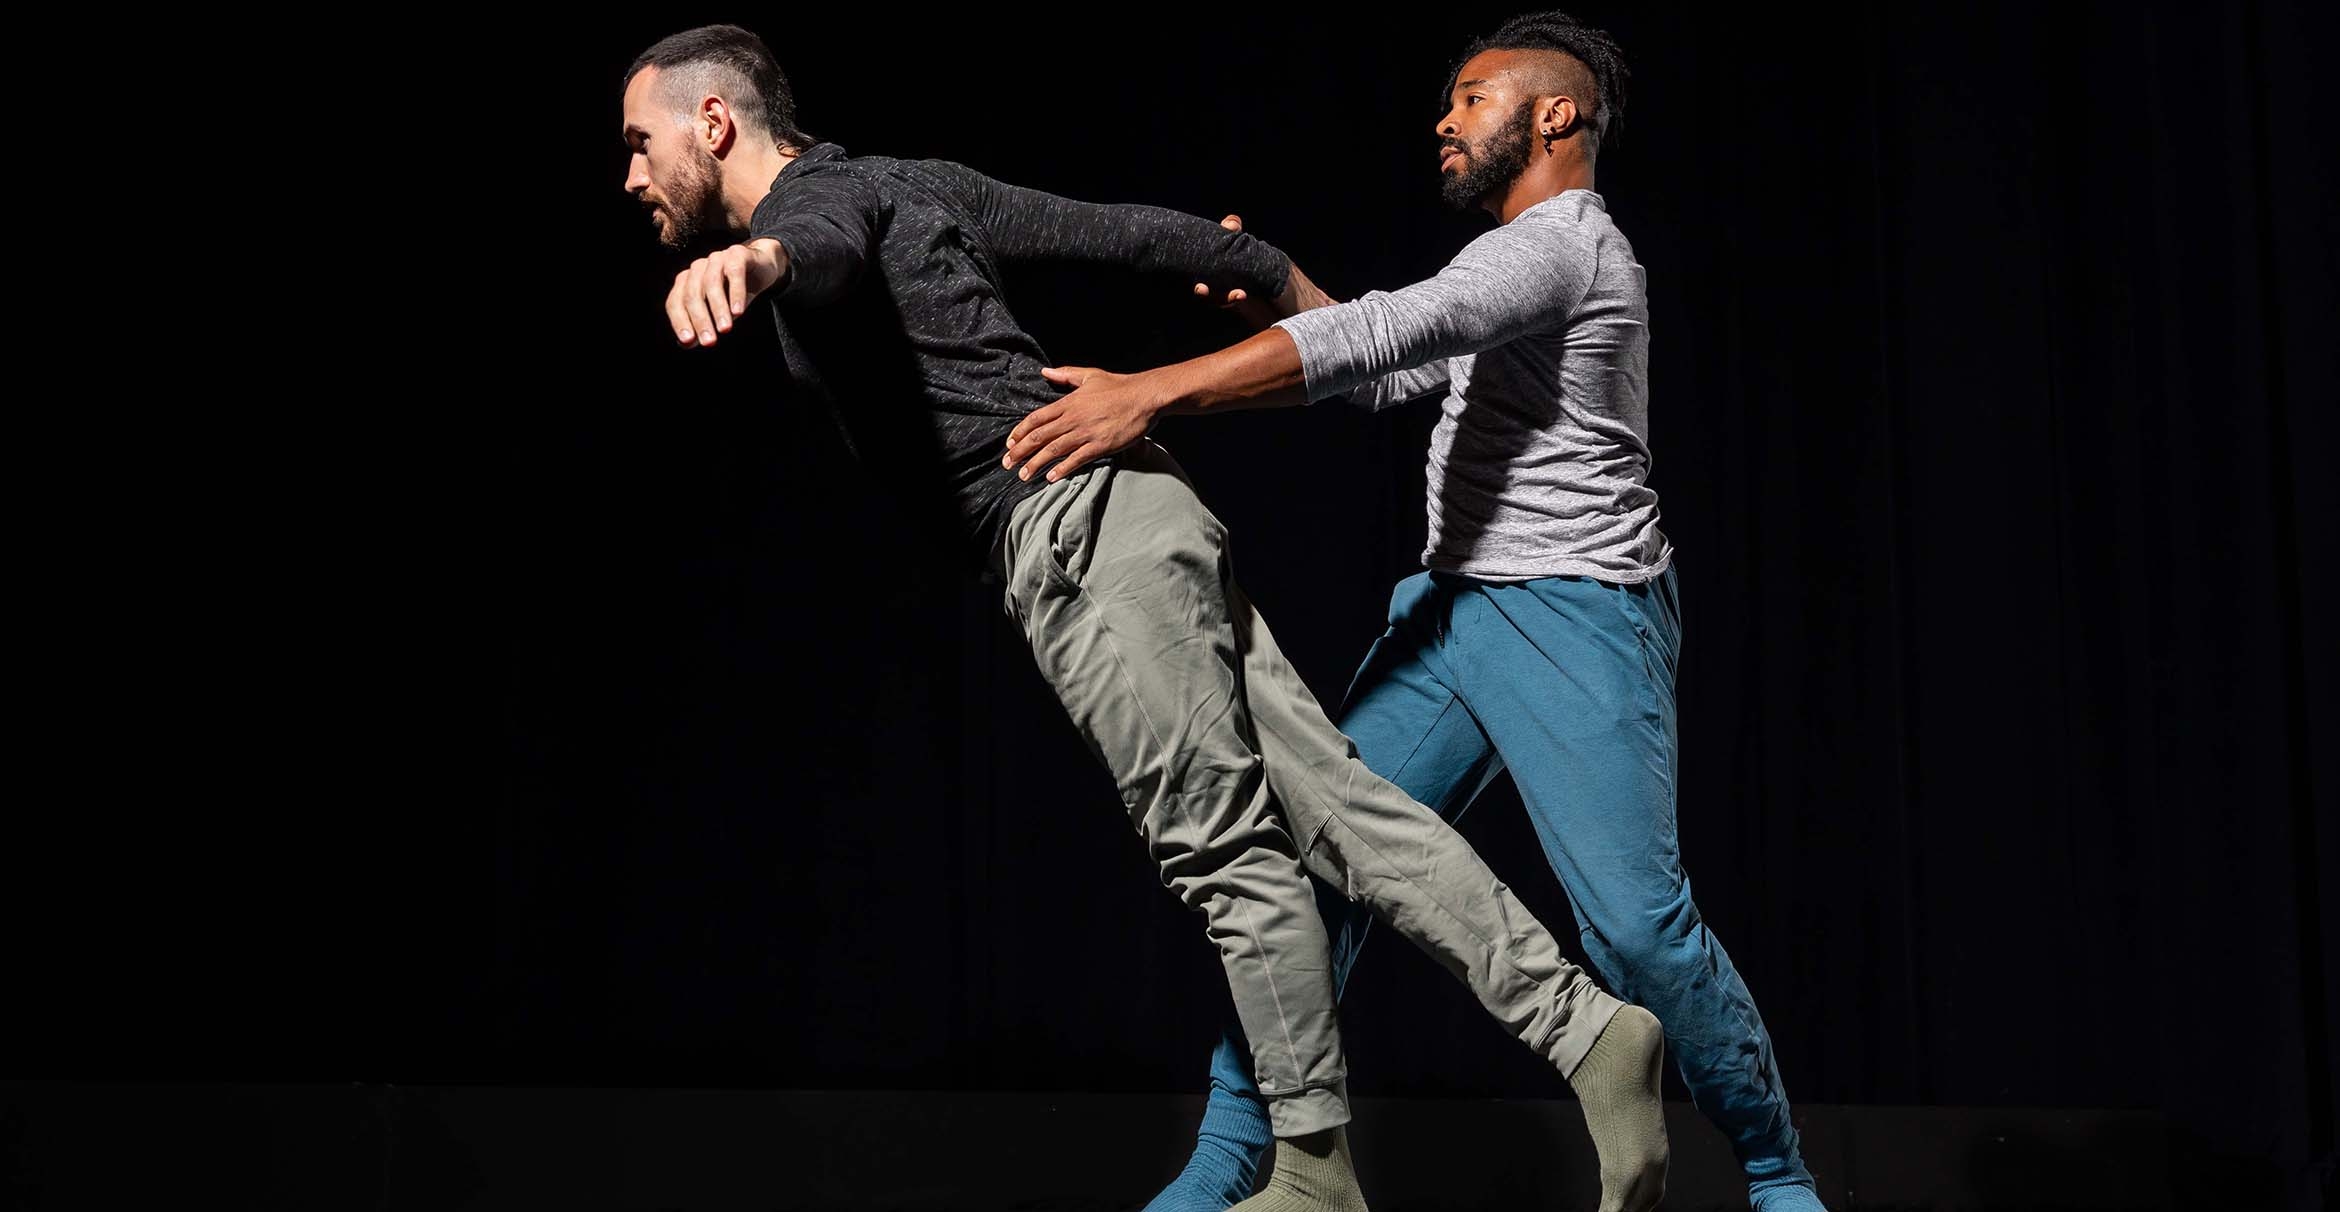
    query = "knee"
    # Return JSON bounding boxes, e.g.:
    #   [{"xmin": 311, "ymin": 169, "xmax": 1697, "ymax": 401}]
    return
[
  {"xmin": 1150, "ymin": 798, "xmax": 1295, "ymax": 909},
  {"xmin": 1582, "ymin": 891, "xmax": 1706, "ymax": 984}
]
